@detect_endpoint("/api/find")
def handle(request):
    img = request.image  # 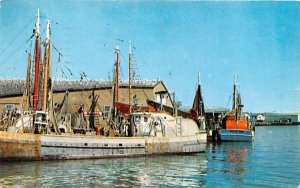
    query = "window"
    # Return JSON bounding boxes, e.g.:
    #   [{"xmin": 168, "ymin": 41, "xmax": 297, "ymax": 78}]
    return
[
  {"xmin": 156, "ymin": 94, "xmax": 167, "ymax": 105},
  {"xmin": 103, "ymin": 105, "xmax": 110, "ymax": 118}
]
